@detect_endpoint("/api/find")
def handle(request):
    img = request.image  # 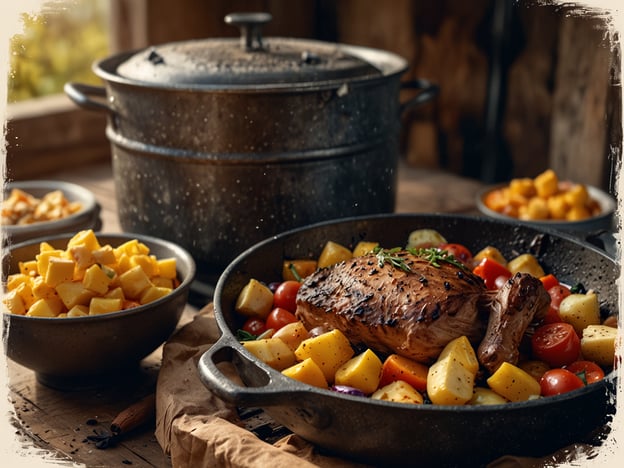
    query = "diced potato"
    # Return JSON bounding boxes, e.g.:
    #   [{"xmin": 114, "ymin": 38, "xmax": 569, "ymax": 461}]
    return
[
  {"xmin": 104, "ymin": 287, "xmax": 125, "ymax": 300},
  {"xmin": 69, "ymin": 244, "xmax": 95, "ymax": 270},
  {"xmin": 371, "ymin": 380, "xmax": 424, "ymax": 404},
  {"xmin": 563, "ymin": 184, "xmax": 589, "ymax": 207},
  {"xmin": 152, "ymin": 277, "xmax": 174, "ymax": 289},
  {"xmin": 406, "ymin": 229, "xmax": 447, "ymax": 249},
  {"xmin": 3, "ymin": 290, "xmax": 26, "ymax": 315},
  {"xmin": 472, "ymin": 246, "xmax": 507, "ymax": 267},
  {"xmin": 334, "ymin": 349, "xmax": 383, "ymax": 395},
  {"xmin": 235, "ymin": 278, "xmax": 274, "ymax": 319},
  {"xmin": 18, "ymin": 260, "xmax": 38, "ymax": 276},
  {"xmin": 581, "ymin": 325, "xmax": 617, "ymax": 367},
  {"xmin": 437, "ymin": 335, "xmax": 479, "ymax": 375},
  {"xmin": 6, "ymin": 273, "xmax": 30, "ymax": 291},
  {"xmin": 352, "ymin": 241, "xmax": 379, "ymax": 257},
  {"xmin": 15, "ymin": 281, "xmax": 36, "ymax": 309},
  {"xmin": 272, "ymin": 321, "xmax": 309, "ymax": 352},
  {"xmin": 140, "ymin": 285, "xmax": 172, "ymax": 304},
  {"xmin": 295, "ymin": 329, "xmax": 354, "ymax": 383},
  {"xmin": 534, "ymin": 169, "xmax": 559, "ymax": 198},
  {"xmin": 118, "ymin": 265, "xmax": 152, "ymax": 299},
  {"xmin": 506, "ymin": 253, "xmax": 545, "ymax": 278},
  {"xmin": 115, "ymin": 239, "xmax": 149, "ymax": 257},
  {"xmin": 509, "ymin": 178, "xmax": 536, "ymax": 197},
  {"xmin": 30, "ymin": 276, "xmax": 57, "ymax": 299},
  {"xmin": 468, "ymin": 387, "xmax": 509, "ymax": 405},
  {"xmin": 566, "ymin": 205, "xmax": 591, "ymax": 221},
  {"xmin": 558, "ymin": 293, "xmax": 601, "ymax": 335},
  {"xmin": 518, "ymin": 360, "xmax": 550, "ymax": 382},
  {"xmin": 67, "ymin": 229, "xmax": 101, "ymax": 251},
  {"xmin": 91, "ymin": 245, "xmax": 117, "ymax": 265},
  {"xmin": 486, "ymin": 362, "xmax": 541, "ymax": 402},
  {"xmin": 27, "ymin": 297, "xmax": 64, "ymax": 317},
  {"xmin": 44, "ymin": 257, "xmax": 75, "ymax": 287},
  {"xmin": 156, "ymin": 257, "xmax": 177, "ymax": 279},
  {"xmin": 83, "ymin": 264, "xmax": 113, "ymax": 295},
  {"xmin": 89, "ymin": 297, "xmax": 123, "ymax": 315},
  {"xmin": 317, "ymin": 241, "xmax": 353, "ymax": 268},
  {"xmin": 282, "ymin": 358, "xmax": 328, "ymax": 388},
  {"xmin": 521, "ymin": 197, "xmax": 549, "ymax": 220},
  {"xmin": 242, "ymin": 338, "xmax": 297, "ymax": 371},
  {"xmin": 282, "ymin": 259, "xmax": 318, "ymax": 281},
  {"xmin": 67, "ymin": 305, "xmax": 89, "ymax": 317},
  {"xmin": 36, "ymin": 250, "xmax": 65, "ymax": 279},
  {"xmin": 547, "ymin": 195, "xmax": 570, "ymax": 219},
  {"xmin": 427, "ymin": 354, "xmax": 475, "ymax": 405},
  {"xmin": 56, "ymin": 281, "xmax": 95, "ymax": 309},
  {"xmin": 130, "ymin": 254, "xmax": 158, "ymax": 277}
]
